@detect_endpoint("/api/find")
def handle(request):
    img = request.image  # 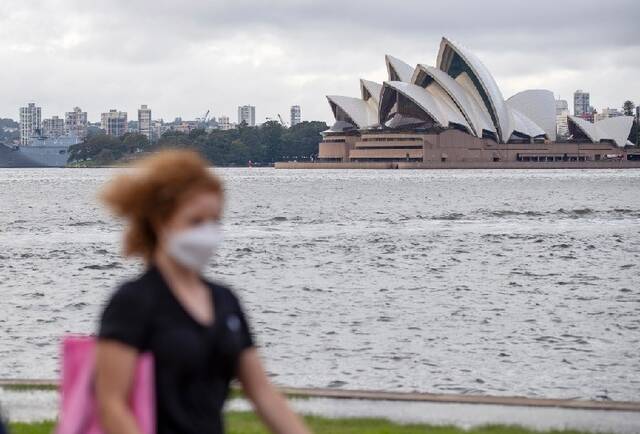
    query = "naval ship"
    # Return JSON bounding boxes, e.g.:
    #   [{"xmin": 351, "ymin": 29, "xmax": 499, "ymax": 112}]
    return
[{"xmin": 1, "ymin": 135, "xmax": 80, "ymax": 167}]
